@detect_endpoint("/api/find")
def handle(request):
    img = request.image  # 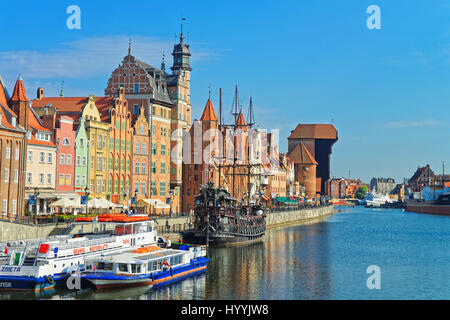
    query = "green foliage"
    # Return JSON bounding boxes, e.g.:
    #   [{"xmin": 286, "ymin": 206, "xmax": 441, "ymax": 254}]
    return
[{"xmin": 355, "ymin": 186, "xmax": 368, "ymax": 200}]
